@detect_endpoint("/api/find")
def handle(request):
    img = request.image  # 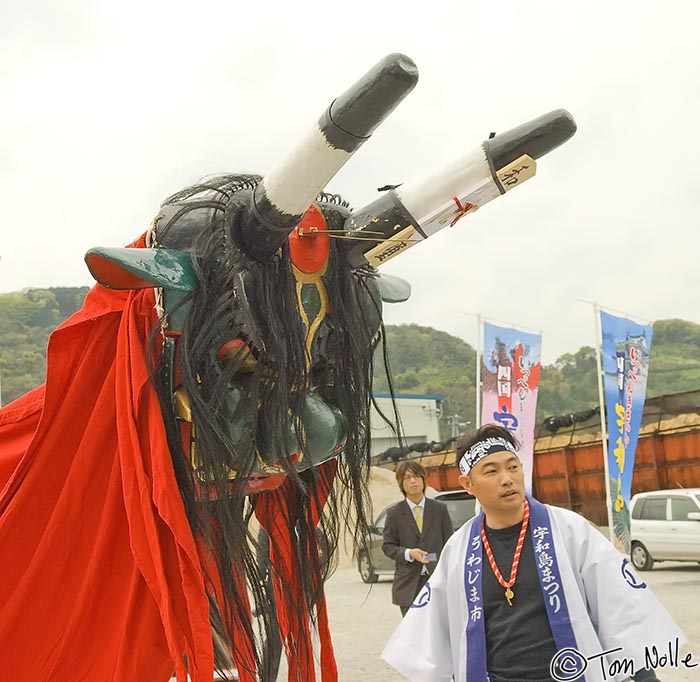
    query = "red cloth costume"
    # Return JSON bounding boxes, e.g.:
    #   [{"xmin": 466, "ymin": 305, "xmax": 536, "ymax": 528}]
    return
[
  {"xmin": 0, "ymin": 53, "xmax": 434, "ymax": 682},
  {"xmin": 0, "ymin": 285, "xmax": 216, "ymax": 681}
]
